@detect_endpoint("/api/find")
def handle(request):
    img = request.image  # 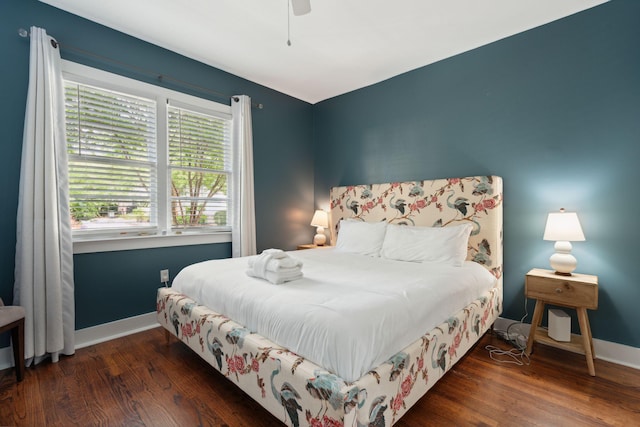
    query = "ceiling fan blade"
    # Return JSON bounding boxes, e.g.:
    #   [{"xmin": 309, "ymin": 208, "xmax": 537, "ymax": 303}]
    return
[{"xmin": 291, "ymin": 0, "xmax": 311, "ymax": 16}]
